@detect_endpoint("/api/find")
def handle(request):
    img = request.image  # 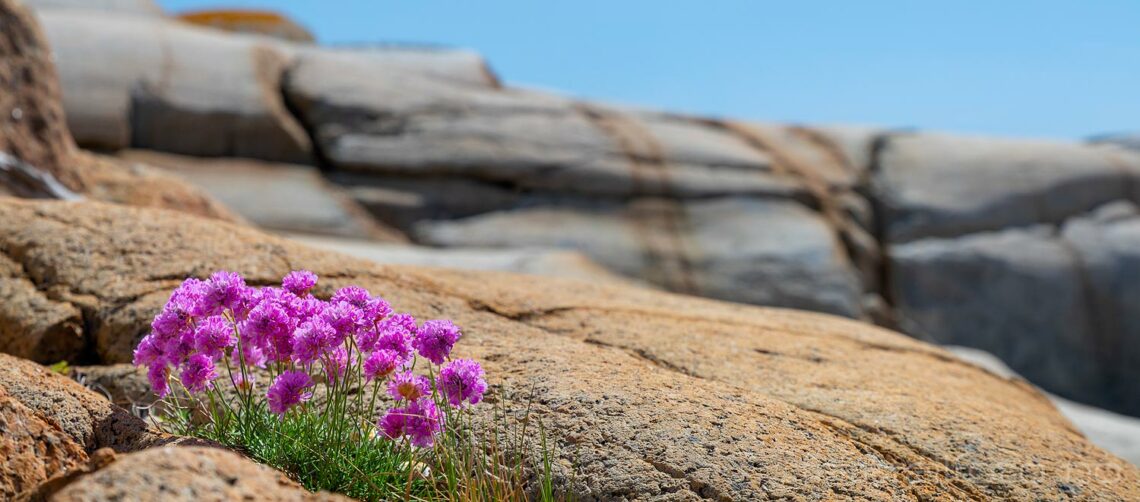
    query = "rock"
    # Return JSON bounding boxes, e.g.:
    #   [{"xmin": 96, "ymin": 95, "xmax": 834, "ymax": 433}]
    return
[
  {"xmin": 0, "ymin": 0, "xmax": 79, "ymax": 190},
  {"xmin": 890, "ymin": 201, "xmax": 1140, "ymax": 415},
  {"xmin": 288, "ymin": 234, "xmax": 632, "ymax": 285},
  {"xmin": 874, "ymin": 132, "xmax": 1140, "ymax": 243},
  {"xmin": 175, "ymin": 9, "xmax": 315, "ymax": 43},
  {"xmin": 0, "ymin": 250, "xmax": 84, "ymax": 363},
  {"xmin": 19, "ymin": 0, "xmax": 161, "ymax": 16},
  {"xmin": 67, "ymin": 364, "xmax": 151, "ymax": 411},
  {"xmin": 949, "ymin": 345, "xmax": 1140, "ymax": 466},
  {"xmin": 0, "ymin": 386, "xmax": 88, "ymax": 500},
  {"xmin": 0, "ymin": 0, "xmax": 239, "ymax": 222},
  {"xmin": 48, "ymin": 446, "xmax": 347, "ymax": 501},
  {"xmin": 1, "ymin": 198, "xmax": 1137, "ymax": 499},
  {"xmin": 117, "ymin": 150, "xmax": 403, "ymax": 240},
  {"xmin": 37, "ymin": 10, "xmax": 311, "ymax": 162},
  {"xmin": 1089, "ymin": 132, "xmax": 1140, "ymax": 152},
  {"xmin": 415, "ymin": 197, "xmax": 863, "ymax": 316},
  {"xmin": 0, "ymin": 352, "xmax": 186, "ymax": 453}
]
